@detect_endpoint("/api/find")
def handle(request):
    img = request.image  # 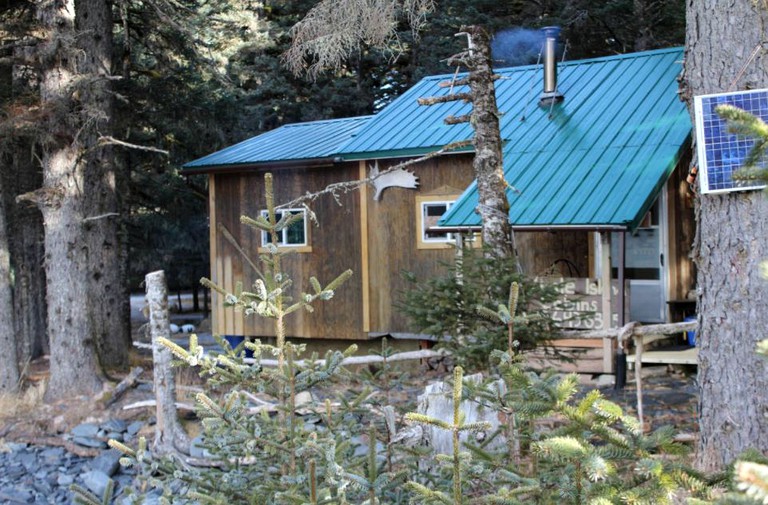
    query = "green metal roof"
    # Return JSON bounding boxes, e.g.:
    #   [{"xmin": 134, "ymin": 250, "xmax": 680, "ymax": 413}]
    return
[
  {"xmin": 182, "ymin": 116, "xmax": 371, "ymax": 172},
  {"xmin": 433, "ymin": 47, "xmax": 691, "ymax": 231}
]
